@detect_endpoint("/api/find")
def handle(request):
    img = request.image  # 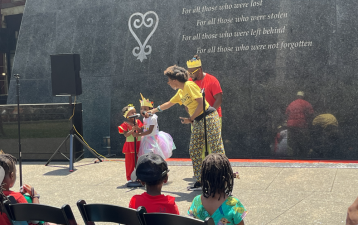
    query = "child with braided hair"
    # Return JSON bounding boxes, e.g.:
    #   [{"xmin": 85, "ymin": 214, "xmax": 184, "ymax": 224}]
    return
[
  {"xmin": 0, "ymin": 164, "xmax": 7, "ymax": 217},
  {"xmin": 188, "ymin": 154, "xmax": 247, "ymax": 225},
  {"xmin": 0, "ymin": 154, "xmax": 41, "ymax": 225}
]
